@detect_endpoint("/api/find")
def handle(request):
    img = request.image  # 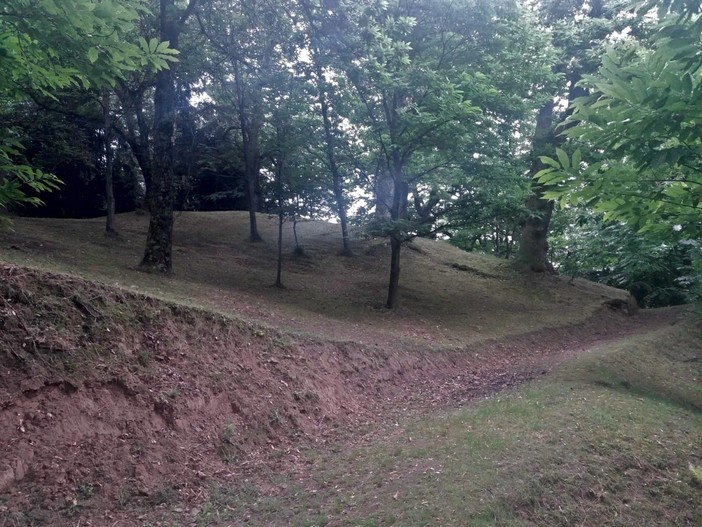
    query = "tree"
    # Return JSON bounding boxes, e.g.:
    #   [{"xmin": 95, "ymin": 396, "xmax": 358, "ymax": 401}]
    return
[
  {"xmin": 102, "ymin": 91, "xmax": 117, "ymax": 233},
  {"xmin": 140, "ymin": 0, "xmax": 198, "ymax": 273},
  {"xmin": 346, "ymin": 0, "xmax": 552, "ymax": 307},
  {"xmin": 0, "ymin": 0, "xmax": 176, "ymax": 215},
  {"xmin": 299, "ymin": 0, "xmax": 357, "ymax": 255},
  {"xmin": 197, "ymin": 0, "xmax": 296, "ymax": 243},
  {"xmin": 113, "ymin": 74, "xmax": 155, "ymax": 209},
  {"xmin": 549, "ymin": 208, "xmax": 693, "ymax": 306},
  {"xmin": 515, "ymin": 0, "xmax": 623, "ymax": 272},
  {"xmin": 258, "ymin": 42, "xmax": 319, "ymax": 286},
  {"xmin": 537, "ymin": 0, "xmax": 702, "ymax": 299}
]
